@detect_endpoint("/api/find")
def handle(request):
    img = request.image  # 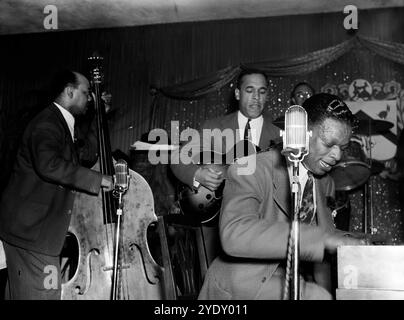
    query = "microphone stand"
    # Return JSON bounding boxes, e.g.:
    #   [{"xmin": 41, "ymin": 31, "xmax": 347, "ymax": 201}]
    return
[
  {"xmin": 362, "ymin": 120, "xmax": 374, "ymax": 235},
  {"xmin": 280, "ymin": 105, "xmax": 311, "ymax": 300},
  {"xmin": 112, "ymin": 191, "xmax": 124, "ymax": 300},
  {"xmin": 283, "ymin": 159, "xmax": 302, "ymax": 300},
  {"xmin": 111, "ymin": 161, "xmax": 130, "ymax": 300}
]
